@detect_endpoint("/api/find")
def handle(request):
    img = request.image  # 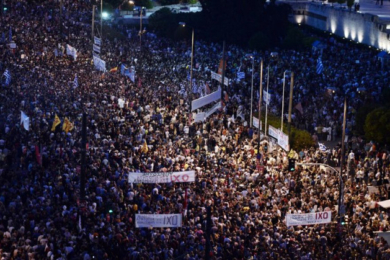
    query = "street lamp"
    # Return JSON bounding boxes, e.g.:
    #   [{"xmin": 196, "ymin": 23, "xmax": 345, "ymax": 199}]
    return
[
  {"xmin": 281, "ymin": 70, "xmax": 291, "ymax": 133},
  {"xmin": 250, "ymin": 56, "xmax": 255, "ymax": 127},
  {"xmin": 265, "ymin": 65, "xmax": 270, "ymax": 136},
  {"xmin": 139, "ymin": 7, "xmax": 146, "ymax": 51},
  {"xmin": 179, "ymin": 22, "xmax": 194, "ymax": 114}
]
